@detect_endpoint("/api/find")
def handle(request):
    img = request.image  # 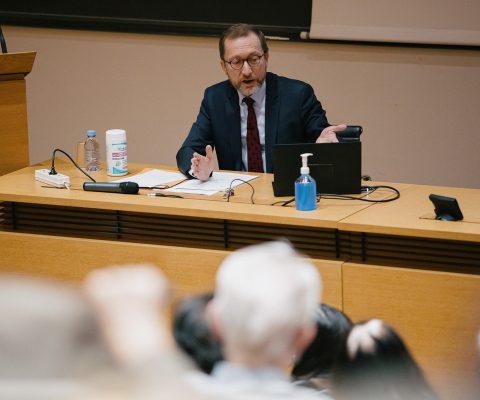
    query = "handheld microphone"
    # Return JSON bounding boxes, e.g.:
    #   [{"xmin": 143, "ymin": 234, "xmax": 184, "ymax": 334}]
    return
[{"xmin": 83, "ymin": 181, "xmax": 139, "ymax": 194}]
